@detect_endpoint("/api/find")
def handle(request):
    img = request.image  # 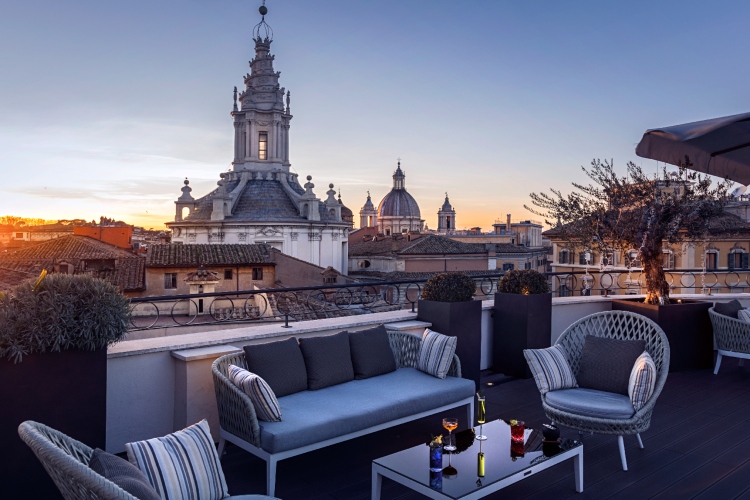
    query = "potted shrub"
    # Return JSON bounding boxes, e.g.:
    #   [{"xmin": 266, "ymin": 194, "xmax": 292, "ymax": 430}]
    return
[
  {"xmin": 493, "ymin": 269, "xmax": 552, "ymax": 378},
  {"xmin": 417, "ymin": 273, "xmax": 482, "ymax": 390},
  {"xmin": 0, "ymin": 272, "xmax": 131, "ymax": 498},
  {"xmin": 527, "ymin": 159, "xmax": 732, "ymax": 371}
]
